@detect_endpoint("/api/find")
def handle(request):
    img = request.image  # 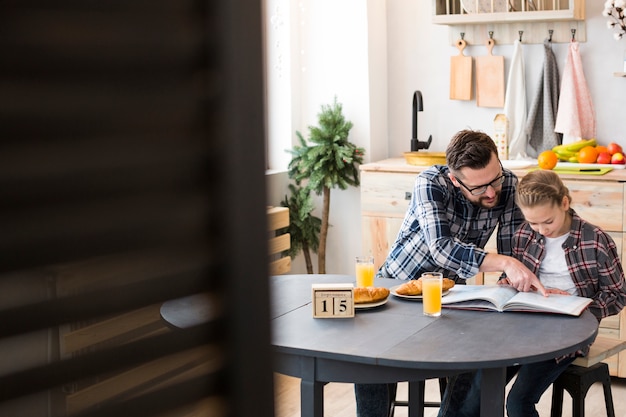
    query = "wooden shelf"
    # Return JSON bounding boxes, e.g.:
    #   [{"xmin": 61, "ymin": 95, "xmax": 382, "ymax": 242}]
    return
[
  {"xmin": 615, "ymin": 72, "xmax": 626, "ymax": 77},
  {"xmin": 433, "ymin": 0, "xmax": 586, "ymax": 44},
  {"xmin": 433, "ymin": 0, "xmax": 585, "ymax": 24},
  {"xmin": 433, "ymin": 9, "xmax": 584, "ymax": 25}
]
